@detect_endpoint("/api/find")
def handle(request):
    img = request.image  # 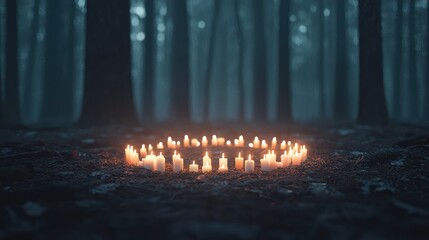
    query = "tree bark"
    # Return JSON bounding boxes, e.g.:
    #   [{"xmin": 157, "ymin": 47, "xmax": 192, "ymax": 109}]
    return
[
  {"xmin": 357, "ymin": 0, "xmax": 388, "ymax": 125},
  {"xmin": 80, "ymin": 0, "xmax": 138, "ymax": 126},
  {"xmin": 408, "ymin": 0, "xmax": 418, "ymax": 119},
  {"xmin": 318, "ymin": 0, "xmax": 325, "ymax": 120},
  {"xmin": 253, "ymin": 0, "xmax": 267, "ymax": 121},
  {"xmin": 234, "ymin": 0, "xmax": 244, "ymax": 121},
  {"xmin": 170, "ymin": 0, "xmax": 190, "ymax": 121},
  {"xmin": 333, "ymin": 0, "xmax": 349, "ymax": 120},
  {"xmin": 4, "ymin": 0, "xmax": 21, "ymax": 126},
  {"xmin": 203, "ymin": 0, "xmax": 221, "ymax": 121},
  {"xmin": 143, "ymin": 0, "xmax": 155, "ymax": 121},
  {"xmin": 392, "ymin": 0, "xmax": 403, "ymax": 119},
  {"xmin": 277, "ymin": 0, "xmax": 291, "ymax": 122}
]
